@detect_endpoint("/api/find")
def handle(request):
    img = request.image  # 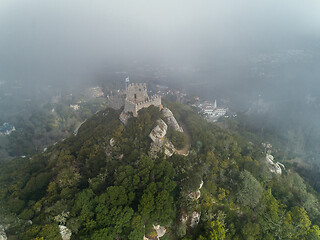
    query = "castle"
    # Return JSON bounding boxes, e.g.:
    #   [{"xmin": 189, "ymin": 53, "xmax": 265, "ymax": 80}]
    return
[
  {"xmin": 109, "ymin": 80, "xmax": 161, "ymax": 118},
  {"xmin": 124, "ymin": 83, "xmax": 161, "ymax": 117}
]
